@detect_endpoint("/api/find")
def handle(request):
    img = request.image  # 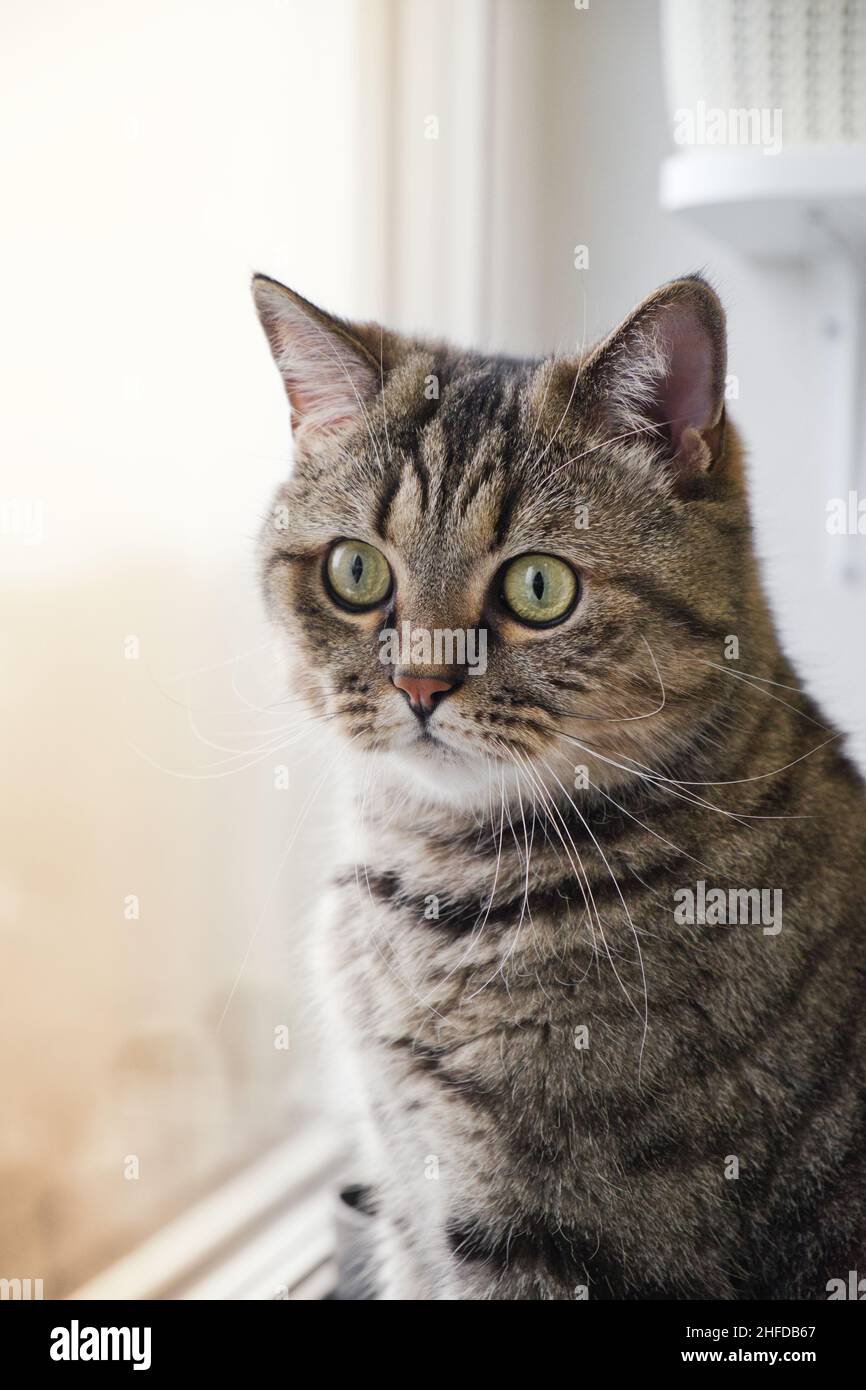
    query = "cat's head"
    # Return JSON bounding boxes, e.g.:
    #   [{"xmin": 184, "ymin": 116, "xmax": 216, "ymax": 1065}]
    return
[{"xmin": 253, "ymin": 274, "xmax": 752, "ymax": 808}]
